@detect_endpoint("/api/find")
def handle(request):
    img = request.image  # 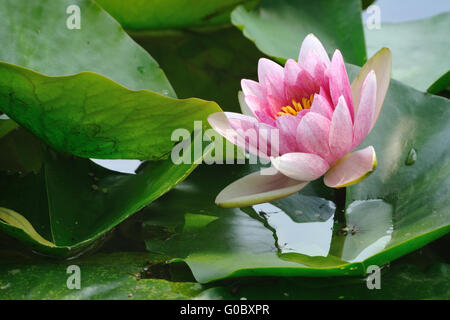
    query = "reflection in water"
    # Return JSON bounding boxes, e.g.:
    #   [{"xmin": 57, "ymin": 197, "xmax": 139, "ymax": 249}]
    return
[
  {"xmin": 252, "ymin": 203, "xmax": 334, "ymax": 257},
  {"xmin": 252, "ymin": 199, "xmax": 394, "ymax": 262},
  {"xmin": 341, "ymin": 200, "xmax": 394, "ymax": 262}
]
